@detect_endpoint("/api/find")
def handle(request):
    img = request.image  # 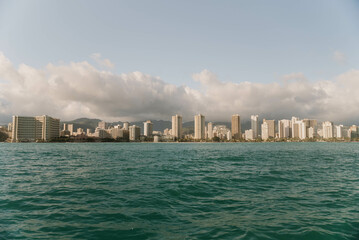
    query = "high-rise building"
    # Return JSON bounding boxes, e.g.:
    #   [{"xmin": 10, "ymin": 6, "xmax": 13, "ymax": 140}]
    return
[
  {"xmin": 98, "ymin": 121, "xmax": 108, "ymax": 130},
  {"xmin": 349, "ymin": 125, "xmax": 357, "ymax": 139},
  {"xmin": 308, "ymin": 127, "xmax": 315, "ymax": 138},
  {"xmin": 231, "ymin": 114, "xmax": 241, "ymax": 140},
  {"xmin": 291, "ymin": 119, "xmax": 307, "ymax": 139},
  {"xmin": 171, "ymin": 114, "xmax": 183, "ymax": 139},
  {"xmin": 261, "ymin": 121, "xmax": 269, "ymax": 140},
  {"xmin": 194, "ymin": 114, "xmax": 205, "ymax": 140},
  {"xmin": 94, "ymin": 127, "xmax": 111, "ymax": 138},
  {"xmin": 291, "ymin": 117, "xmax": 299, "ymax": 138},
  {"xmin": 322, "ymin": 121, "xmax": 334, "ymax": 139},
  {"xmin": 207, "ymin": 122, "xmax": 213, "ymax": 140},
  {"xmin": 129, "ymin": 125, "xmax": 141, "ymax": 141},
  {"xmin": 143, "ymin": 120, "xmax": 153, "ymax": 137},
  {"xmin": 303, "ymin": 119, "xmax": 317, "ymax": 137},
  {"xmin": 123, "ymin": 122, "xmax": 129, "ymax": 130},
  {"xmin": 263, "ymin": 119, "xmax": 275, "ymax": 138},
  {"xmin": 245, "ymin": 129, "xmax": 254, "ymax": 140},
  {"xmin": 278, "ymin": 119, "xmax": 291, "ymax": 138},
  {"xmin": 227, "ymin": 131, "xmax": 232, "ymax": 141},
  {"xmin": 251, "ymin": 115, "xmax": 259, "ymax": 139},
  {"xmin": 335, "ymin": 125, "xmax": 343, "ymax": 138},
  {"xmin": 12, "ymin": 115, "xmax": 60, "ymax": 142},
  {"xmin": 110, "ymin": 127, "xmax": 128, "ymax": 139},
  {"xmin": 298, "ymin": 121, "xmax": 306, "ymax": 139},
  {"xmin": 67, "ymin": 124, "xmax": 74, "ymax": 136}
]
